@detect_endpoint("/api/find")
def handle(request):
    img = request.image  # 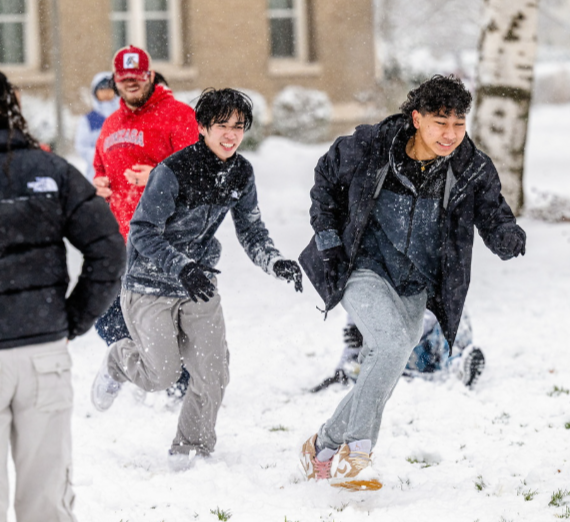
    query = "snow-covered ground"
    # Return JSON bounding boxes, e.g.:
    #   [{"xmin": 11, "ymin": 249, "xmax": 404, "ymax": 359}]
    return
[{"xmin": 20, "ymin": 104, "xmax": 569, "ymax": 522}]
